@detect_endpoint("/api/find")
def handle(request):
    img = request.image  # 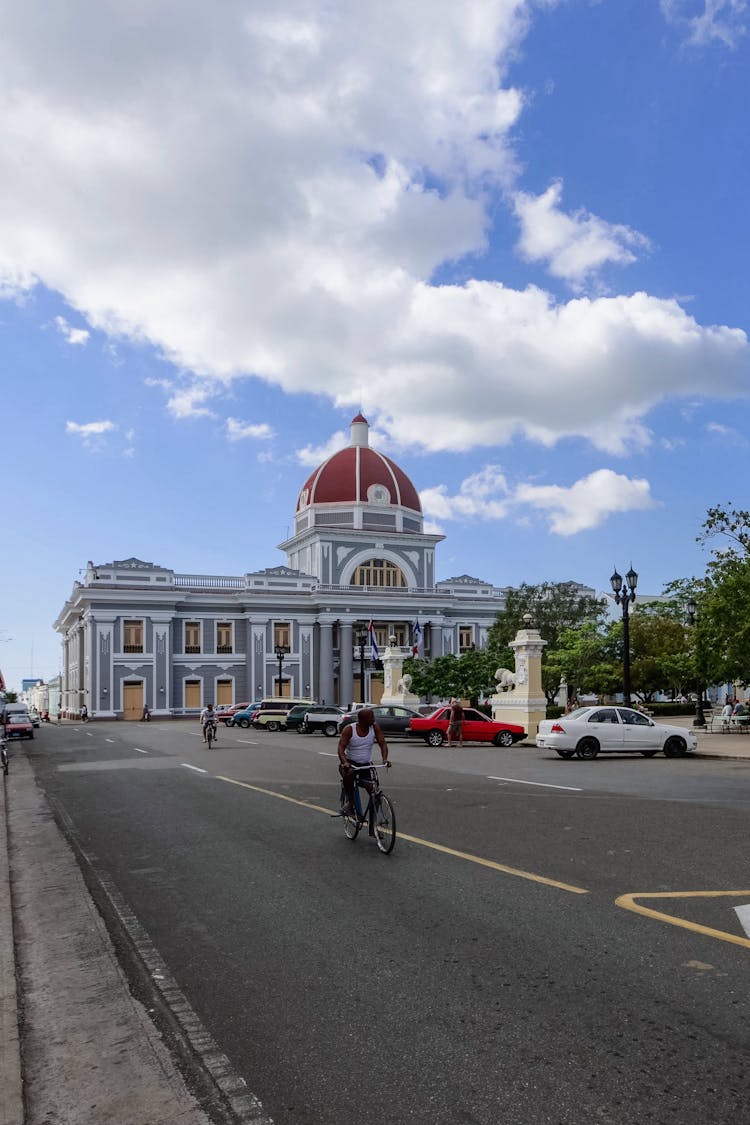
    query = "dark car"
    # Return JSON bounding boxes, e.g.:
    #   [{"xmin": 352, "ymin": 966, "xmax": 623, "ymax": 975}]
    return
[
  {"xmin": 338, "ymin": 704, "xmax": 424, "ymax": 737},
  {"xmin": 409, "ymin": 706, "xmax": 525, "ymax": 747},
  {"xmin": 285, "ymin": 703, "xmax": 316, "ymax": 731}
]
